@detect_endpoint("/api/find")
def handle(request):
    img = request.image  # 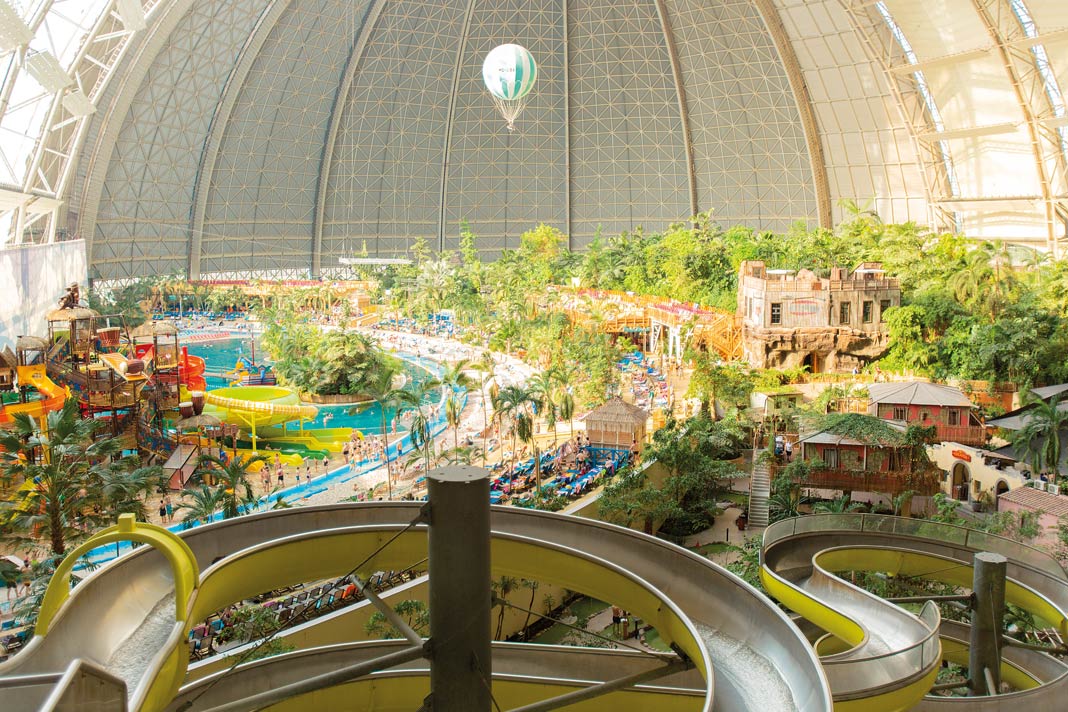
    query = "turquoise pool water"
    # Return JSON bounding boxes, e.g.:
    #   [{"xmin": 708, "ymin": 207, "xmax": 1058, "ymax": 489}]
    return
[
  {"xmin": 81, "ymin": 339, "xmax": 461, "ymax": 566},
  {"xmin": 188, "ymin": 338, "xmax": 444, "ymax": 434}
]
